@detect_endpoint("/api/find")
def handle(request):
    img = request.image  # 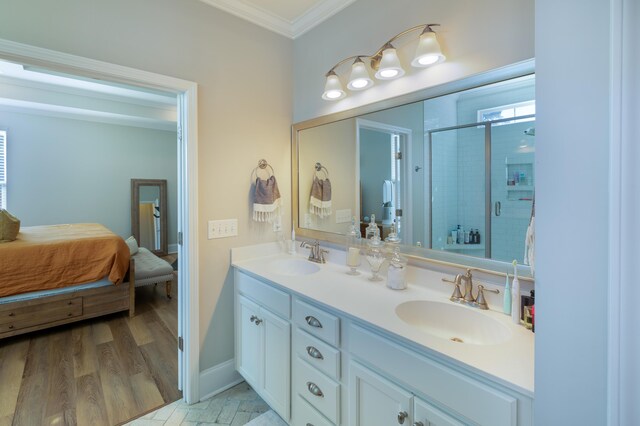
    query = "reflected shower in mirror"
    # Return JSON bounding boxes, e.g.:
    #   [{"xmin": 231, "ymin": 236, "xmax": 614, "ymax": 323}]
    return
[
  {"xmin": 131, "ymin": 179, "xmax": 168, "ymax": 256},
  {"xmin": 294, "ymin": 65, "xmax": 535, "ymax": 277}
]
